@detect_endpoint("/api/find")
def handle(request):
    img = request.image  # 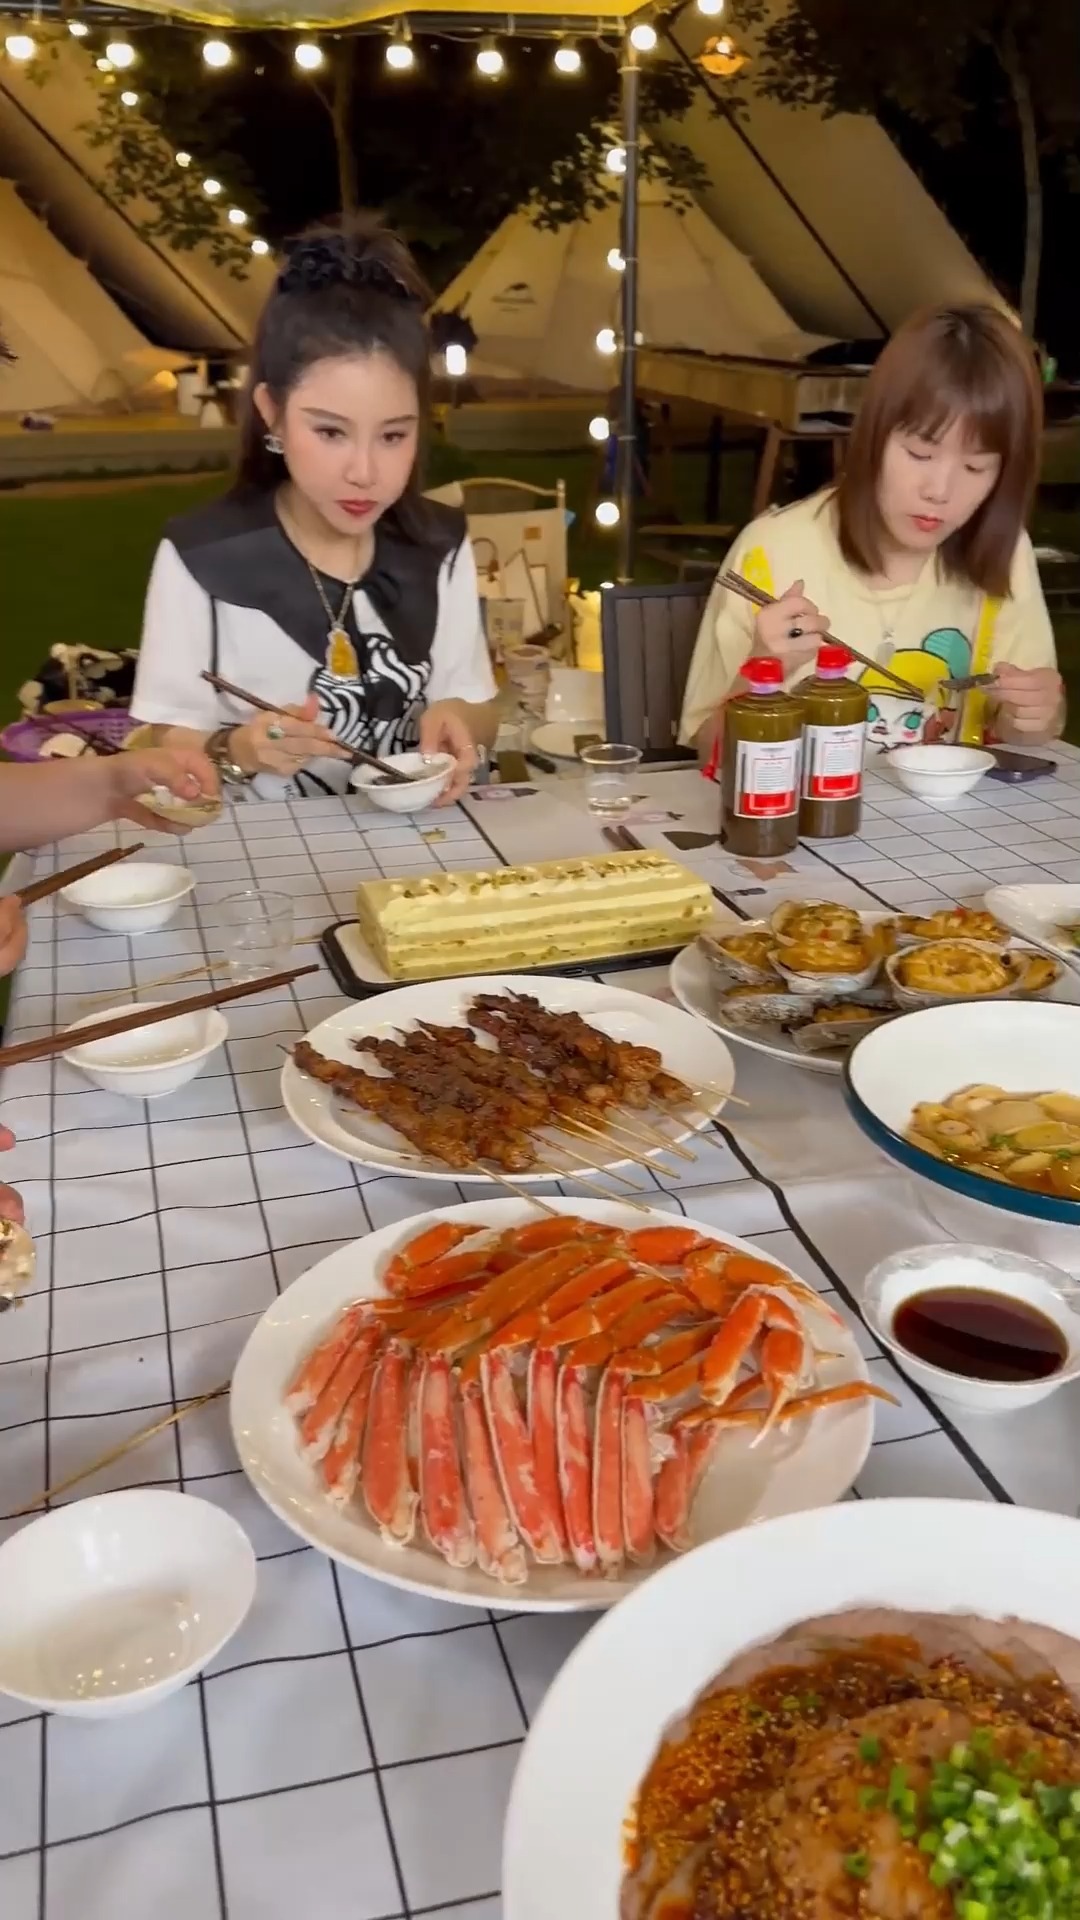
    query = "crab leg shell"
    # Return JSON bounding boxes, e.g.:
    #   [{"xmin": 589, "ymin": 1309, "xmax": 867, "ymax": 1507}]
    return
[
  {"xmin": 360, "ymin": 1340, "xmax": 419, "ymax": 1545},
  {"xmin": 460, "ymin": 1379, "xmax": 527, "ymax": 1585},
  {"xmin": 622, "ymin": 1392, "xmax": 655, "ymax": 1565},
  {"xmin": 298, "ymin": 1323, "xmax": 384, "ymax": 1462},
  {"xmin": 527, "ymin": 1346, "xmax": 567, "ymax": 1558},
  {"xmin": 321, "ymin": 1358, "xmax": 378, "ymax": 1505},
  {"xmin": 285, "ymin": 1301, "xmax": 370, "ymax": 1417},
  {"xmin": 556, "ymin": 1363, "xmax": 597, "ymax": 1574},
  {"xmin": 418, "ymin": 1356, "xmax": 475, "ymax": 1569},
  {"xmin": 592, "ymin": 1367, "xmax": 626, "ymax": 1578},
  {"xmin": 480, "ymin": 1350, "xmax": 565, "ymax": 1564}
]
